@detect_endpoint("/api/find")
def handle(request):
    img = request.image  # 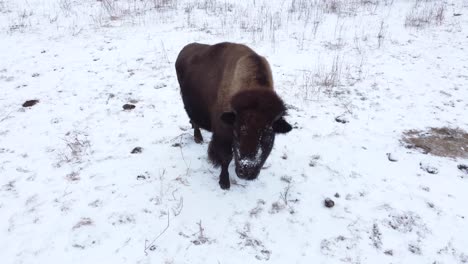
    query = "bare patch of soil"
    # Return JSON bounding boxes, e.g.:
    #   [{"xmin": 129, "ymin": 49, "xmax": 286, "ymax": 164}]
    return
[{"xmin": 402, "ymin": 127, "xmax": 468, "ymax": 159}]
